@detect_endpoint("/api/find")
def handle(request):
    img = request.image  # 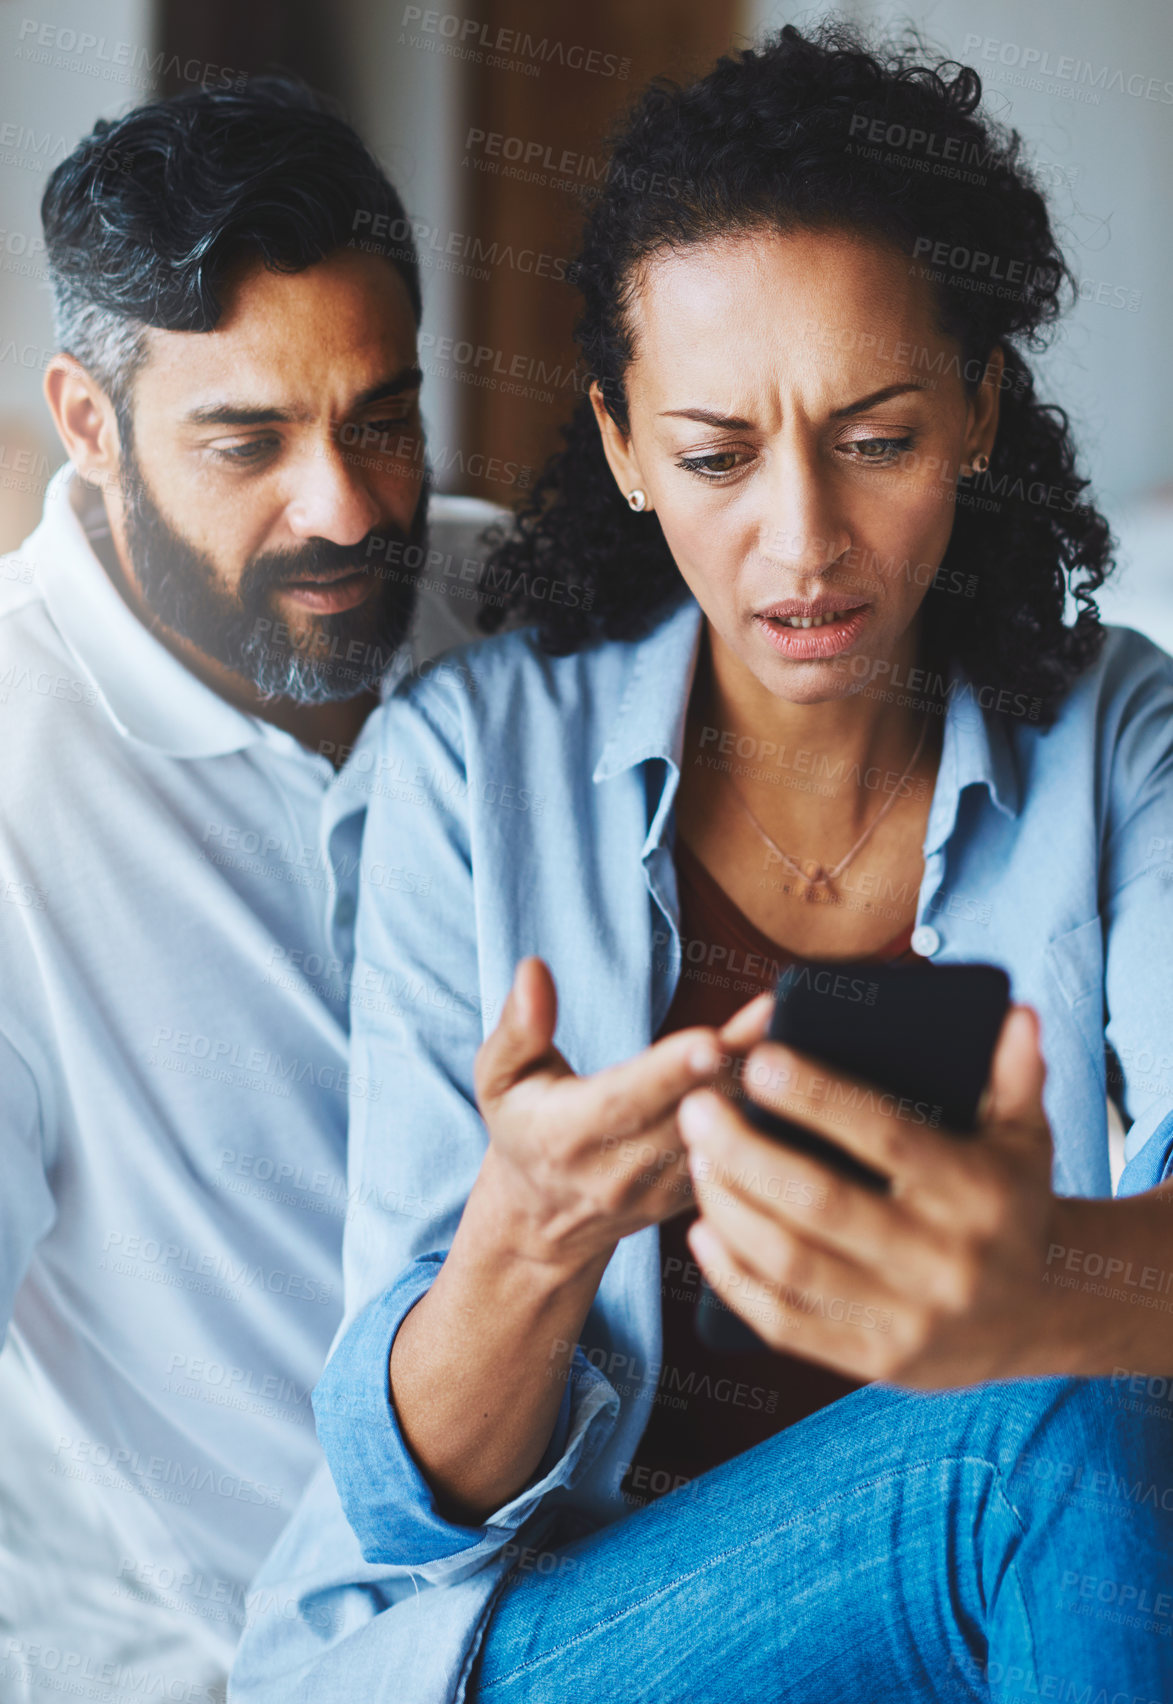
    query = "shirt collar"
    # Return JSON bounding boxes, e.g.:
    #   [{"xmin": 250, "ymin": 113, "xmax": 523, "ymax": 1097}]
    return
[
  {"xmin": 32, "ymin": 464, "xmax": 272, "ymax": 759},
  {"xmin": 592, "ymin": 591, "xmax": 1021, "ymax": 841},
  {"xmin": 924, "ymin": 655, "xmax": 1022, "ymax": 852},
  {"xmin": 592, "ymin": 595, "xmax": 705, "ymax": 784}
]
